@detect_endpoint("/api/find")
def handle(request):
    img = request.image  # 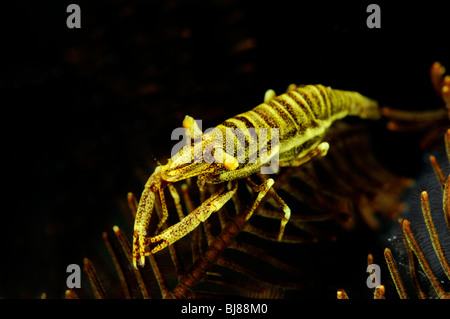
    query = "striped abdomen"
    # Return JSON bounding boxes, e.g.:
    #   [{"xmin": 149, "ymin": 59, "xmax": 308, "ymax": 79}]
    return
[{"xmin": 215, "ymin": 84, "xmax": 379, "ymax": 165}]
